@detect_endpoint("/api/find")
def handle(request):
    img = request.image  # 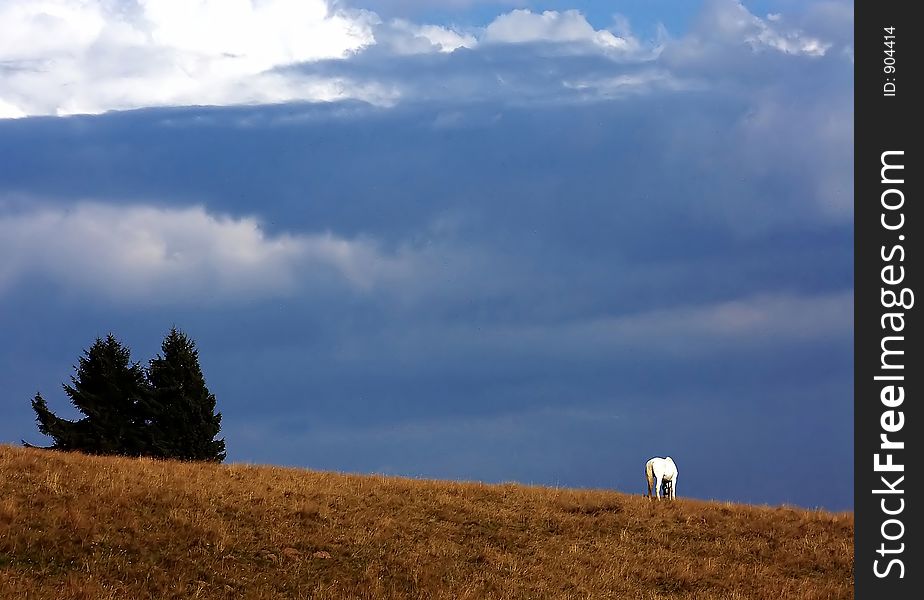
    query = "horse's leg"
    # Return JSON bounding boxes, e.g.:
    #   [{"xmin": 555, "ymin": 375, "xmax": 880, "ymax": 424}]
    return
[
  {"xmin": 671, "ymin": 476, "xmax": 677, "ymax": 500},
  {"xmin": 655, "ymin": 476, "xmax": 662, "ymax": 500}
]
